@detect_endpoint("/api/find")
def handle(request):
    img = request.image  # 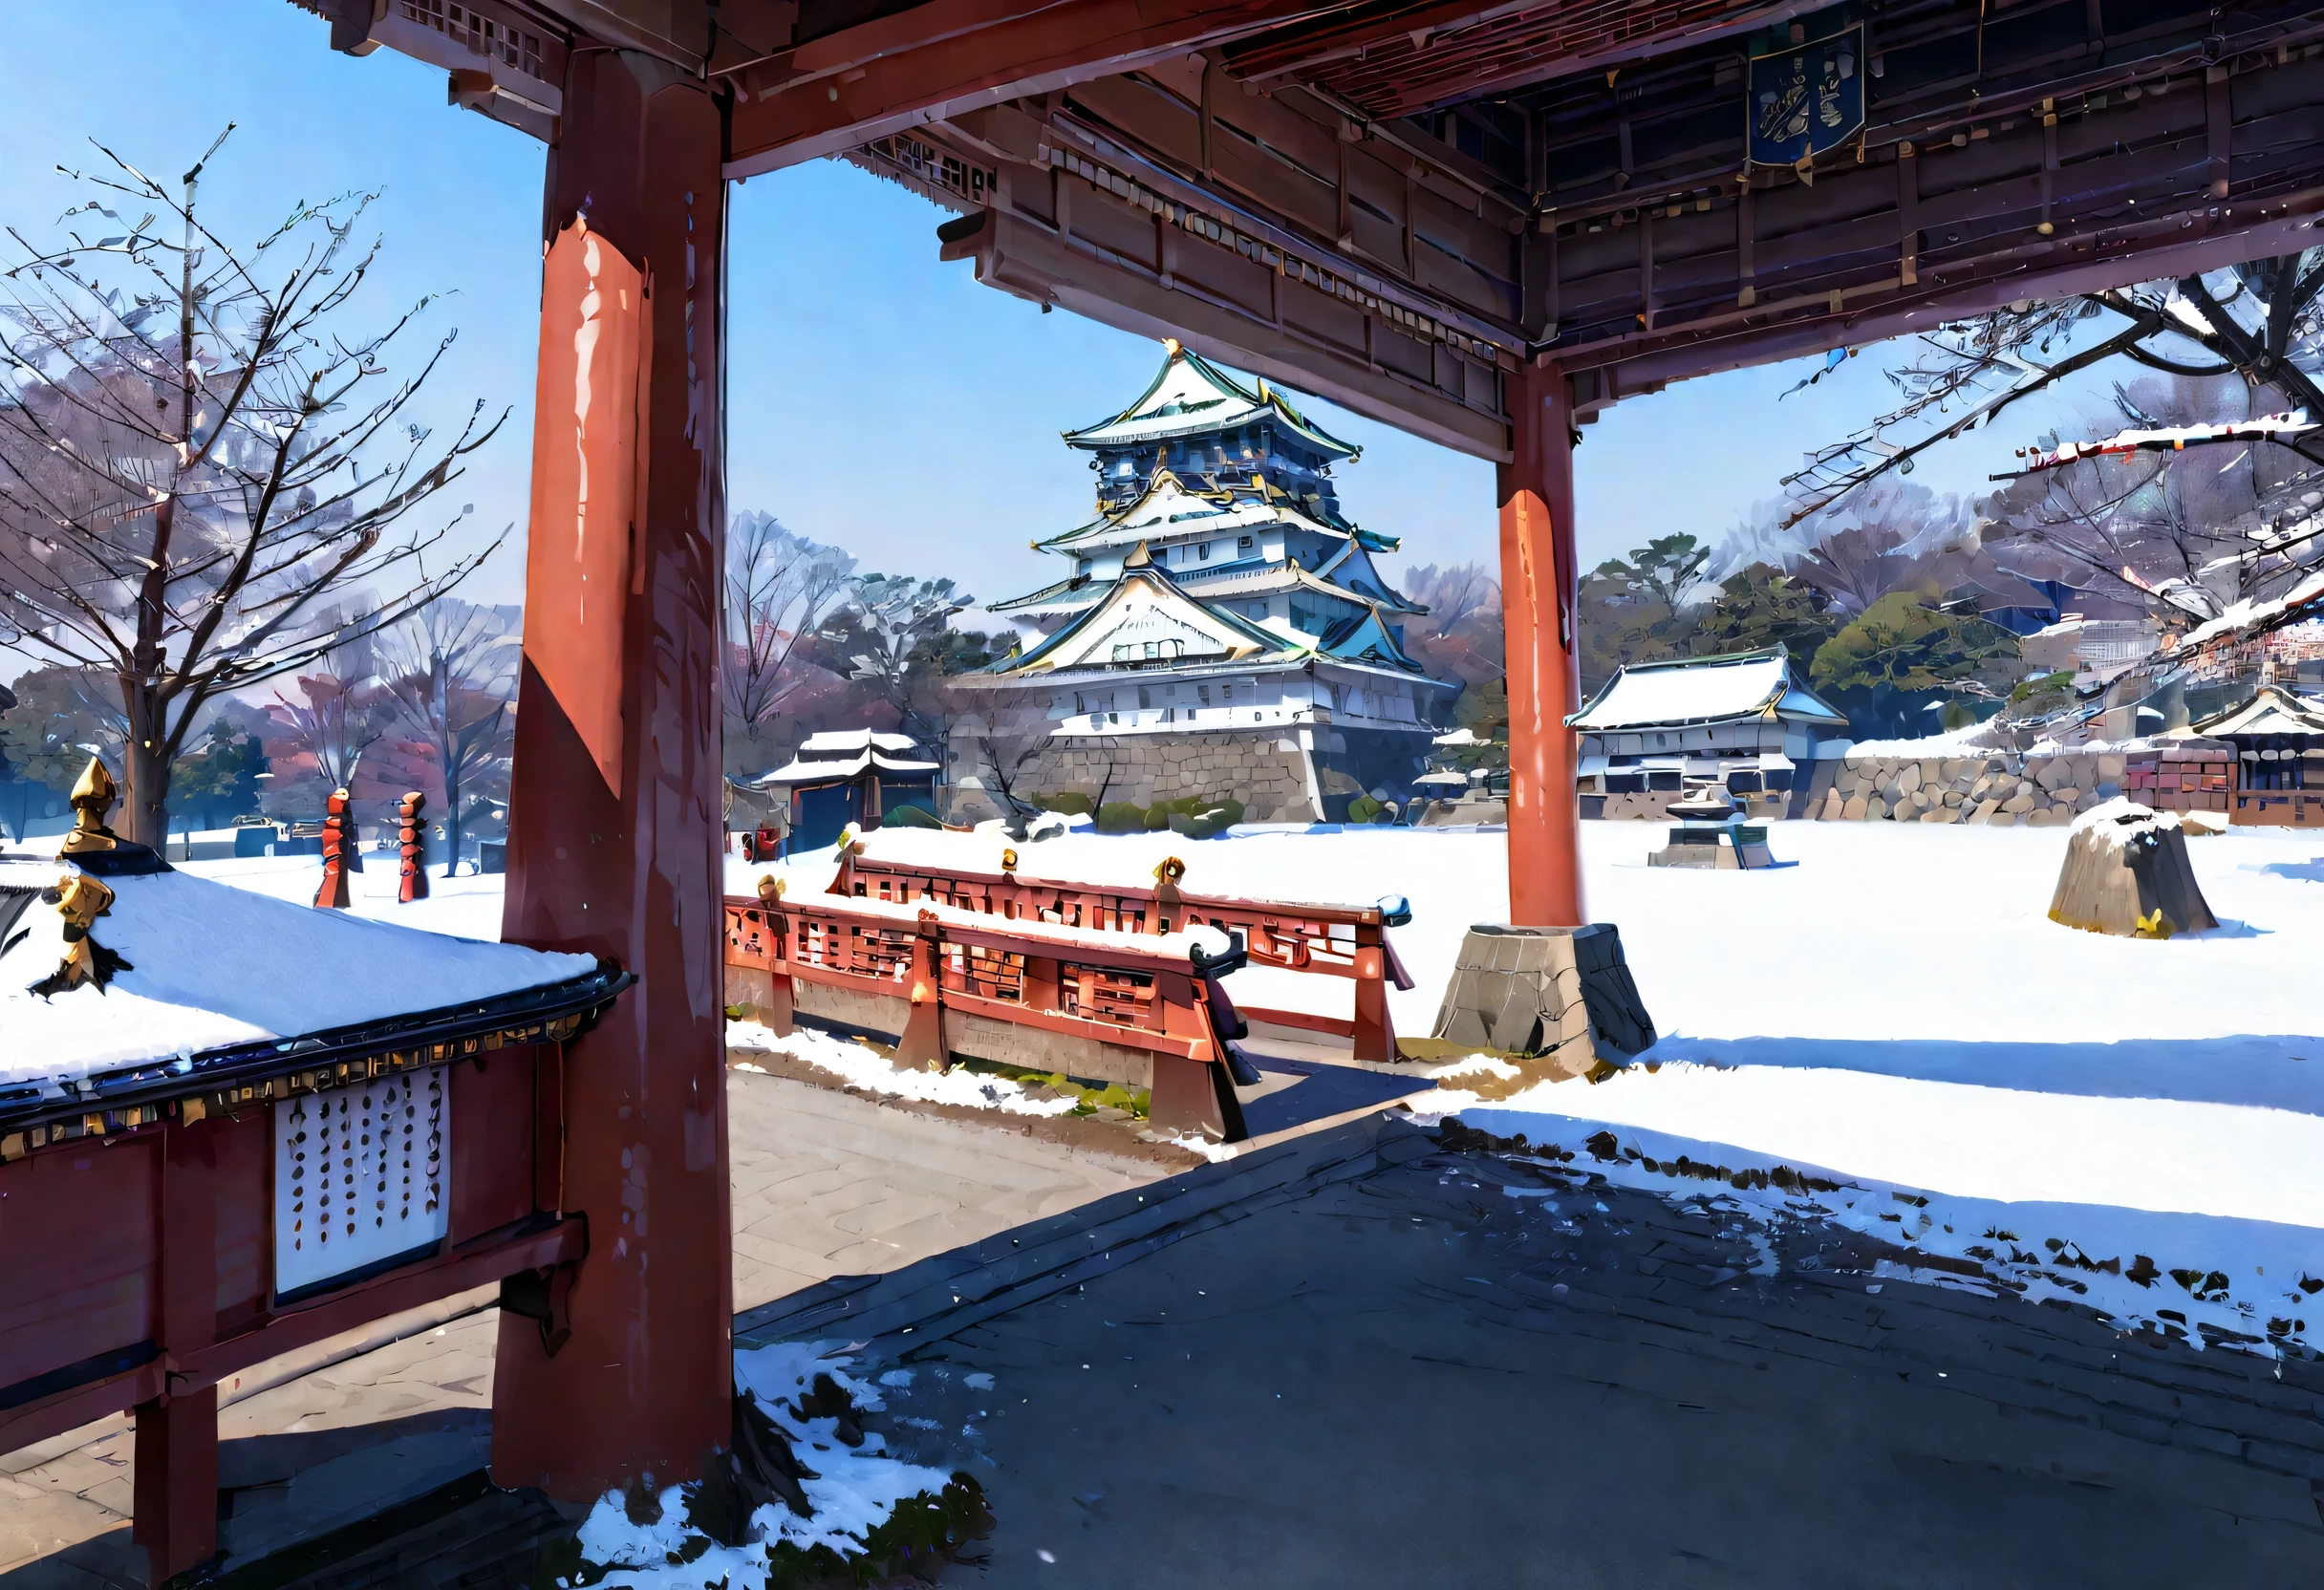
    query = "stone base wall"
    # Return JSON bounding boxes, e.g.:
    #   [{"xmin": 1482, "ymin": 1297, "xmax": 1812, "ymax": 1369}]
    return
[
  {"xmin": 1803, "ymin": 749, "xmax": 2127, "ymax": 827},
  {"xmin": 947, "ymin": 731, "xmax": 1321, "ymax": 824}
]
